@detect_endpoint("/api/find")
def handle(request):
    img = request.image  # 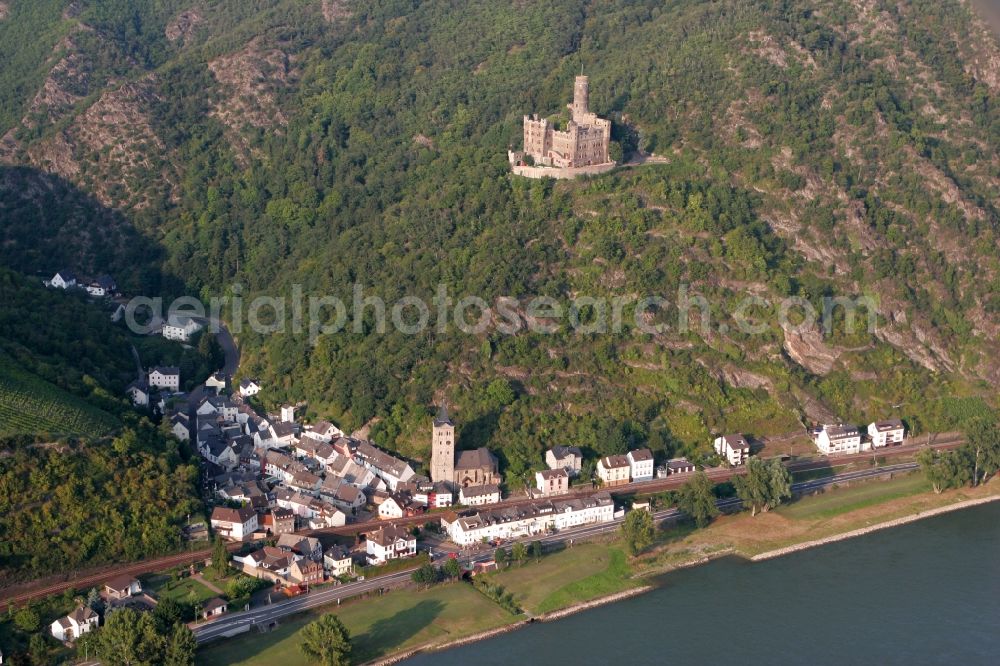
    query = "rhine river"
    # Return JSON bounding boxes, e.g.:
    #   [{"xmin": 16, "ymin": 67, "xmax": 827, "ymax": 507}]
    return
[{"xmin": 407, "ymin": 502, "xmax": 1000, "ymax": 665}]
